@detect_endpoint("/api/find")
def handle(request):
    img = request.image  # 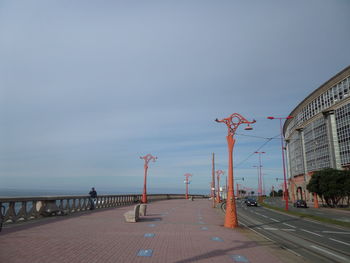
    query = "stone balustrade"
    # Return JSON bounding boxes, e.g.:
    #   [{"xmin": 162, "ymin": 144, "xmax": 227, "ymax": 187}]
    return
[{"xmin": 0, "ymin": 194, "xmax": 206, "ymax": 225}]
